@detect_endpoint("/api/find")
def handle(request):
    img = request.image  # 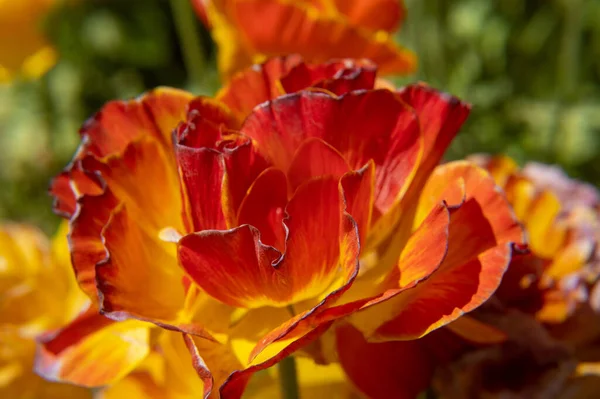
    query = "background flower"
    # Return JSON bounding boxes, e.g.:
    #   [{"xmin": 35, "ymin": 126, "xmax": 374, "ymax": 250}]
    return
[
  {"xmin": 0, "ymin": 0, "xmax": 68, "ymax": 82},
  {"xmin": 431, "ymin": 156, "xmax": 600, "ymax": 399},
  {"xmin": 0, "ymin": 222, "xmax": 90, "ymax": 398},
  {"xmin": 191, "ymin": 0, "xmax": 416, "ymax": 79}
]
